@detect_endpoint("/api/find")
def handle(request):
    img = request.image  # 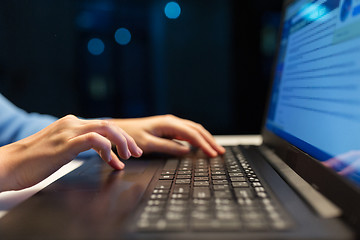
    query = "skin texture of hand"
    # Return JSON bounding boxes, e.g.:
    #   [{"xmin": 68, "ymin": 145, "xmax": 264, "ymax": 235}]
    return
[
  {"xmin": 109, "ymin": 114, "xmax": 225, "ymax": 157},
  {"xmin": 0, "ymin": 115, "xmax": 142, "ymax": 191}
]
